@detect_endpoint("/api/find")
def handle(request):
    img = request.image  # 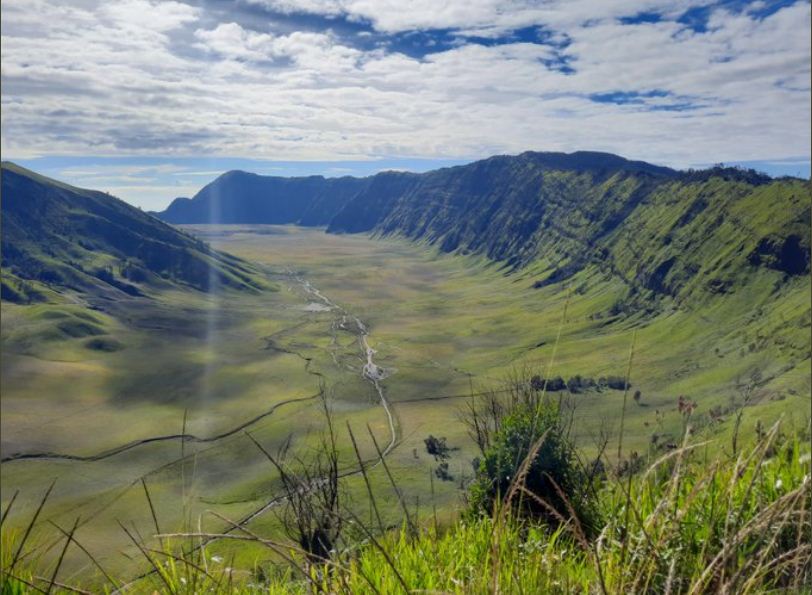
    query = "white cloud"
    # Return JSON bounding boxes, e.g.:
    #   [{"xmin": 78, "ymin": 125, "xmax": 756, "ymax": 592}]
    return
[
  {"xmin": 195, "ymin": 22, "xmax": 278, "ymax": 61},
  {"xmin": 100, "ymin": 0, "xmax": 200, "ymax": 32},
  {"xmin": 244, "ymin": 0, "xmax": 706, "ymax": 33},
  {"xmin": 1, "ymin": 0, "xmax": 809, "ymax": 173}
]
